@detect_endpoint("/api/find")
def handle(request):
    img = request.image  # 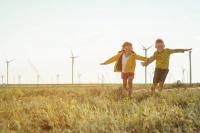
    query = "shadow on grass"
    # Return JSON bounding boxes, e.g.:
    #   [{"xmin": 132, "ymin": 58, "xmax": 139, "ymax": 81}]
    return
[{"xmin": 112, "ymin": 88, "xmax": 152, "ymax": 103}]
